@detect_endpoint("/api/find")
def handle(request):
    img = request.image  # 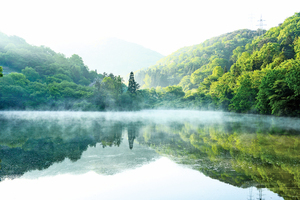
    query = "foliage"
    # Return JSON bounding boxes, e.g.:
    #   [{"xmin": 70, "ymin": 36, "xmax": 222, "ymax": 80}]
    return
[
  {"xmin": 0, "ymin": 32, "xmax": 144, "ymax": 111},
  {"xmin": 128, "ymin": 72, "xmax": 139, "ymax": 94},
  {"xmin": 136, "ymin": 114, "xmax": 300, "ymax": 198},
  {"xmin": 134, "ymin": 12, "xmax": 300, "ymax": 116},
  {"xmin": 256, "ymin": 60, "xmax": 300, "ymax": 116},
  {"xmin": 1, "ymin": 12, "xmax": 300, "ymax": 116},
  {"xmin": 136, "ymin": 29, "xmax": 259, "ymax": 89}
]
